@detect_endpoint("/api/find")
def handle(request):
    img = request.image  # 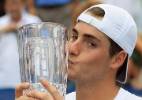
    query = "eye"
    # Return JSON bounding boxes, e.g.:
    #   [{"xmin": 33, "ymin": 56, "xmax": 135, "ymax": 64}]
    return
[
  {"xmin": 69, "ymin": 31, "xmax": 78, "ymax": 41},
  {"xmin": 71, "ymin": 34, "xmax": 78, "ymax": 40},
  {"xmin": 89, "ymin": 42, "xmax": 97, "ymax": 47},
  {"xmin": 87, "ymin": 40, "xmax": 97, "ymax": 48}
]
